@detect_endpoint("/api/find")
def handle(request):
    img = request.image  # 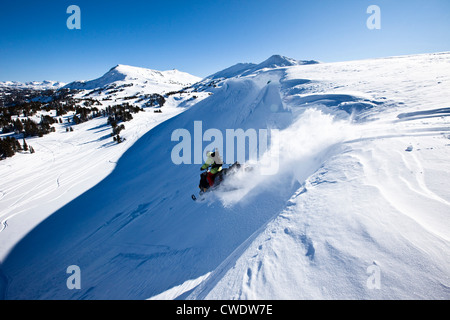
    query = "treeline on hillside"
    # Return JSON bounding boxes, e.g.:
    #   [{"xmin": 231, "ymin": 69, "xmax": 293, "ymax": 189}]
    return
[
  {"xmin": 0, "ymin": 88, "xmax": 56, "ymax": 108},
  {"xmin": 105, "ymin": 103, "xmax": 143, "ymax": 143},
  {"xmin": 0, "ymin": 108, "xmax": 58, "ymax": 160},
  {"xmin": 0, "ymin": 137, "xmax": 34, "ymax": 160},
  {"xmin": 0, "ymin": 86, "xmax": 151, "ymax": 159},
  {"xmin": 0, "ymin": 88, "xmax": 99, "ymax": 160},
  {"xmin": 0, "ymin": 88, "xmax": 96, "ymax": 134},
  {"xmin": 140, "ymin": 93, "xmax": 165, "ymax": 108}
]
